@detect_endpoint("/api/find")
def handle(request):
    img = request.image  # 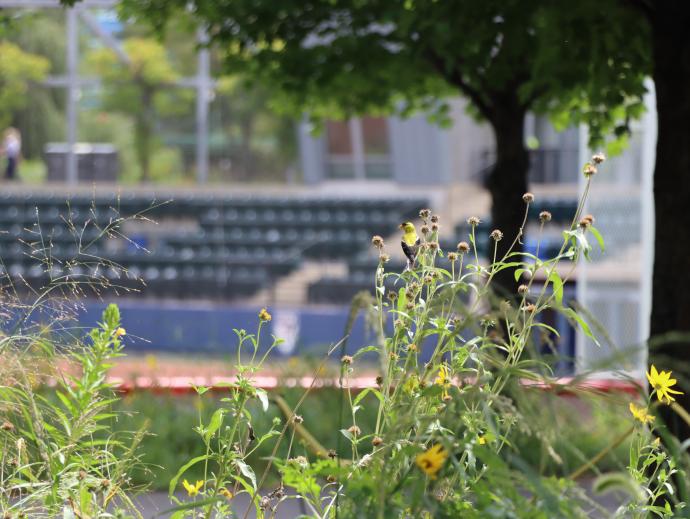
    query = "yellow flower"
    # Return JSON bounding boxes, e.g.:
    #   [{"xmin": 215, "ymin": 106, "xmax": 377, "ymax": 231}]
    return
[
  {"xmin": 435, "ymin": 364, "xmax": 451, "ymax": 400},
  {"xmin": 415, "ymin": 444, "xmax": 448, "ymax": 479},
  {"xmin": 219, "ymin": 487, "xmax": 234, "ymax": 500},
  {"xmin": 182, "ymin": 479, "xmax": 204, "ymax": 497},
  {"xmin": 478, "ymin": 435, "xmax": 487, "ymax": 445},
  {"xmin": 114, "ymin": 327, "xmax": 126, "ymax": 338},
  {"xmin": 629, "ymin": 402, "xmax": 655, "ymax": 424},
  {"xmin": 647, "ymin": 365, "xmax": 683, "ymax": 404},
  {"xmin": 258, "ymin": 308, "xmax": 272, "ymax": 322}
]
